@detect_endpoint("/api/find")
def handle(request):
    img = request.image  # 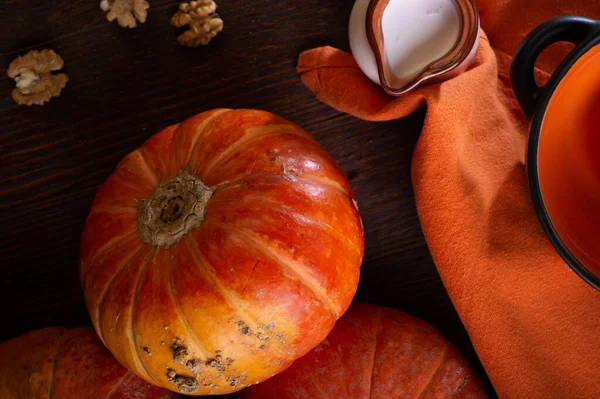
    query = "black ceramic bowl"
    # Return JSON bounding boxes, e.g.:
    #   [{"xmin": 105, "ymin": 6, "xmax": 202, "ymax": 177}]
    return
[{"xmin": 511, "ymin": 16, "xmax": 600, "ymax": 290}]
